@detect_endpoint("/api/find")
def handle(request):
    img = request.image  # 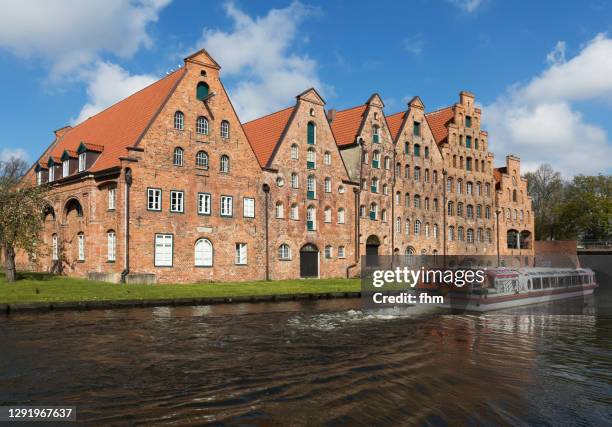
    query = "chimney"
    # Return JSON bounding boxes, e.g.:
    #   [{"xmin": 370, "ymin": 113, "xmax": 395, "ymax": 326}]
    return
[{"xmin": 327, "ymin": 109, "xmax": 337, "ymax": 124}]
